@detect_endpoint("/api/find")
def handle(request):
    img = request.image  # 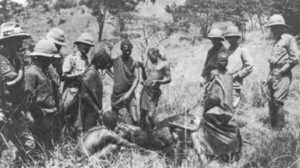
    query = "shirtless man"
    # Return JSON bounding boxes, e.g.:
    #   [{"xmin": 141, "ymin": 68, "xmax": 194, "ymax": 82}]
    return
[{"xmin": 139, "ymin": 48, "xmax": 171, "ymax": 129}]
